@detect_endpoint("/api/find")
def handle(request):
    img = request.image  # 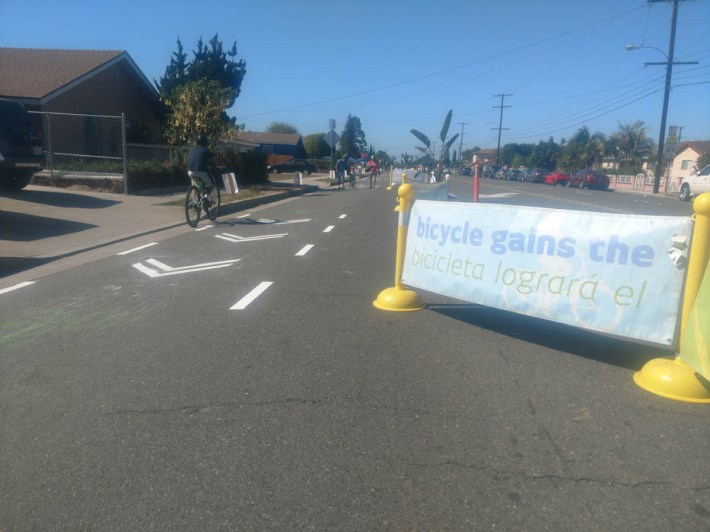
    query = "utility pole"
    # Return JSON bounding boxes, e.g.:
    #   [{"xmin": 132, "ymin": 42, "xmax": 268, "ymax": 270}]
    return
[
  {"xmin": 645, "ymin": 0, "xmax": 696, "ymax": 193},
  {"xmin": 492, "ymin": 93, "xmax": 512, "ymax": 167},
  {"xmin": 457, "ymin": 122, "xmax": 469, "ymax": 164}
]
